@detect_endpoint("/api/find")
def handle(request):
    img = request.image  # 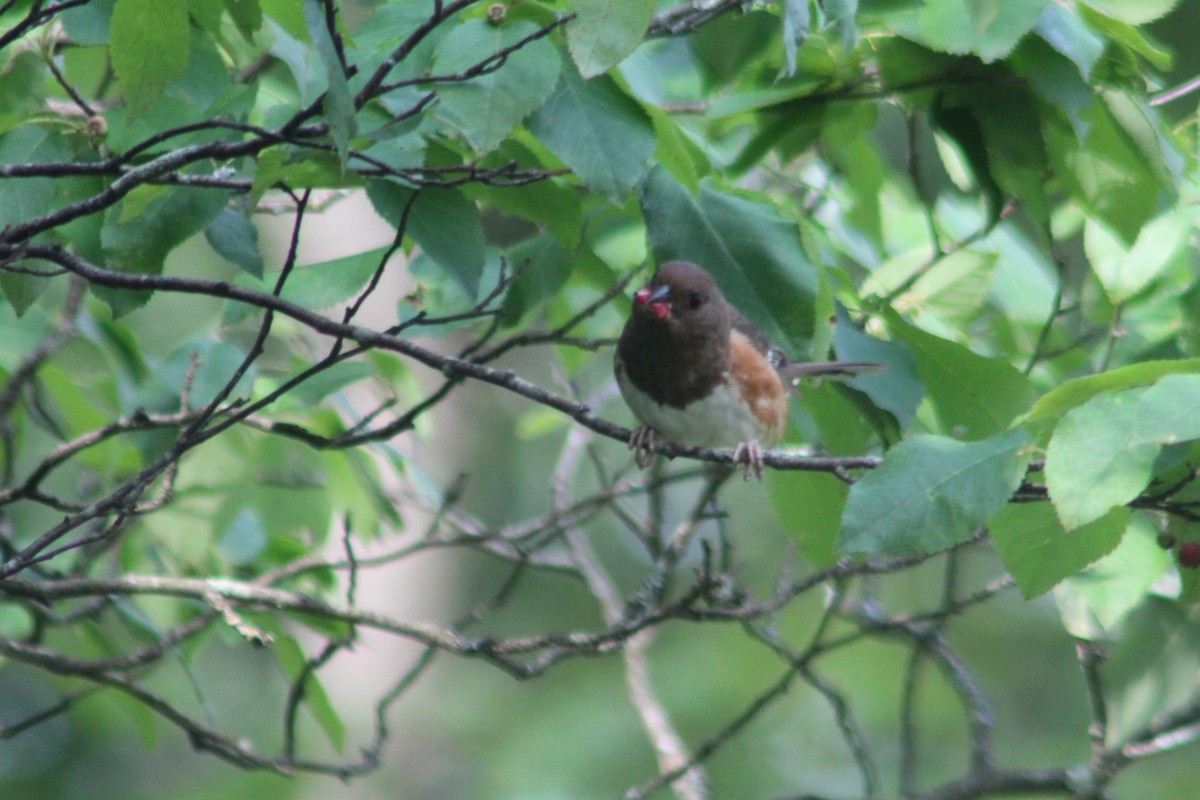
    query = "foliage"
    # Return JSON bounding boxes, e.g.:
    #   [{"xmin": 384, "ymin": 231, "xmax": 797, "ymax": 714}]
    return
[{"xmin": 1, "ymin": 0, "xmax": 1199, "ymax": 797}]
